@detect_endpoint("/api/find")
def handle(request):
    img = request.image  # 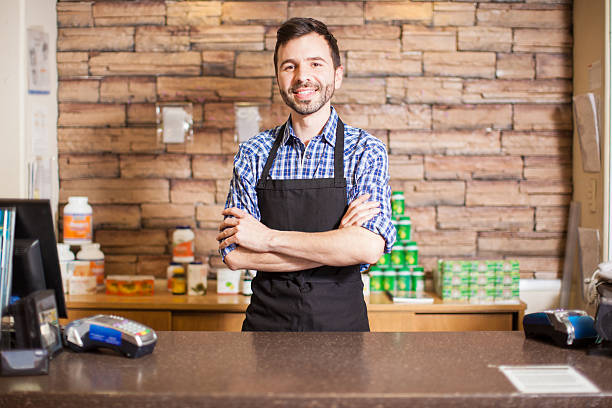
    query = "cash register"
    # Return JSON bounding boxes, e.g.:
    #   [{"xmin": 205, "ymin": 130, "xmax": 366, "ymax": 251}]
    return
[{"xmin": 0, "ymin": 200, "xmax": 156, "ymax": 376}]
